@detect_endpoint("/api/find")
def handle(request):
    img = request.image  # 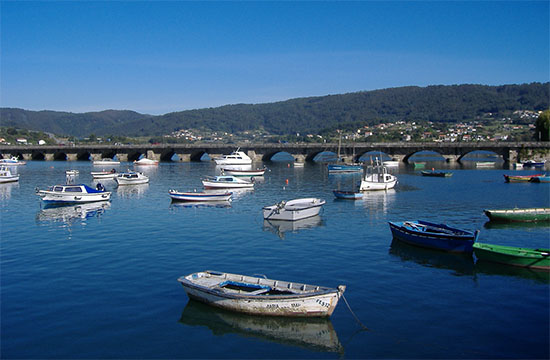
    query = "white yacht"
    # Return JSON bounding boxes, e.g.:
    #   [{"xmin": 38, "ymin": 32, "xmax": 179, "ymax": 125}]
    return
[{"xmin": 214, "ymin": 149, "xmax": 252, "ymax": 165}]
